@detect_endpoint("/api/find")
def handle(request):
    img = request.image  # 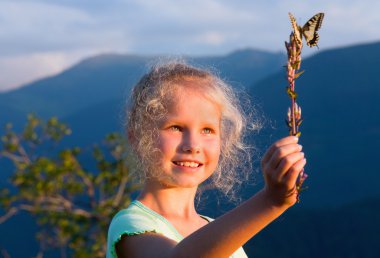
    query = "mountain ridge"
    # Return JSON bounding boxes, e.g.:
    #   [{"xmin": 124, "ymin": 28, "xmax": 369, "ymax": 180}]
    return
[
  {"xmin": 249, "ymin": 40, "xmax": 380, "ymax": 208},
  {"xmin": 1, "ymin": 40, "xmax": 380, "ymax": 258},
  {"xmin": 0, "ymin": 48, "xmax": 285, "ymax": 123}
]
